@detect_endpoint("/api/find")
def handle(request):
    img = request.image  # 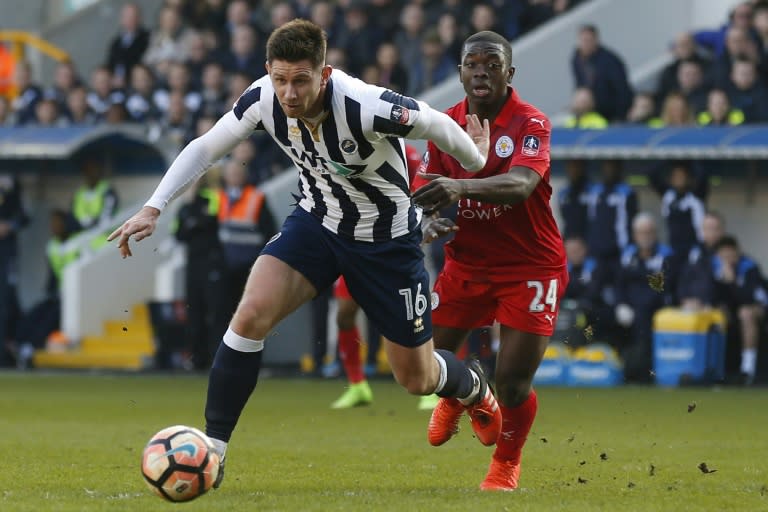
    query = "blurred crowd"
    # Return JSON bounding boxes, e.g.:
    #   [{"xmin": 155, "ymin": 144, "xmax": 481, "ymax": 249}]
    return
[
  {"xmin": 566, "ymin": 0, "xmax": 768, "ymax": 127},
  {"xmin": 0, "ymin": 0, "xmax": 582, "ymax": 184},
  {"xmin": 557, "ymin": 159, "xmax": 767, "ymax": 384}
]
